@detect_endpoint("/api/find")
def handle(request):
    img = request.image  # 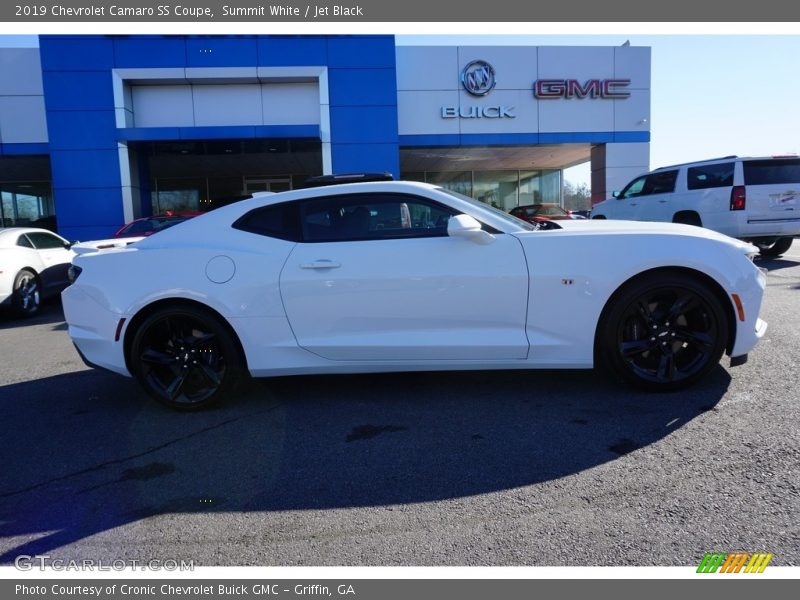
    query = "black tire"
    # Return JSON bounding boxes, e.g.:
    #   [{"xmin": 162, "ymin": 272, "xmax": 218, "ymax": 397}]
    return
[
  {"xmin": 756, "ymin": 236, "xmax": 793, "ymax": 257},
  {"xmin": 597, "ymin": 273, "xmax": 728, "ymax": 391},
  {"xmin": 592, "ymin": 215, "xmax": 607, "ymax": 220},
  {"xmin": 12, "ymin": 269, "xmax": 42, "ymax": 317},
  {"xmin": 128, "ymin": 306, "xmax": 244, "ymax": 410},
  {"xmin": 673, "ymin": 212, "xmax": 702, "ymax": 227}
]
